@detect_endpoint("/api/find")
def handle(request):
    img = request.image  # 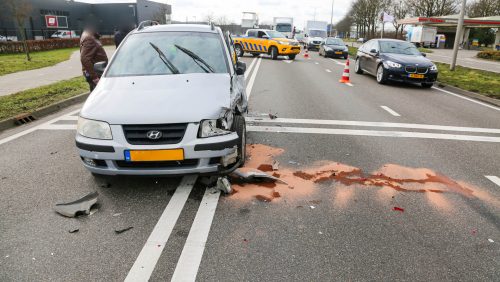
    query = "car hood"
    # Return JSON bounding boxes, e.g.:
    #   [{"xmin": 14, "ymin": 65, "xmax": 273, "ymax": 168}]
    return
[
  {"xmin": 308, "ymin": 37, "xmax": 324, "ymax": 42},
  {"xmin": 380, "ymin": 53, "xmax": 433, "ymax": 66},
  {"xmin": 80, "ymin": 73, "xmax": 231, "ymax": 124},
  {"xmin": 325, "ymin": 44, "xmax": 346, "ymax": 49}
]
